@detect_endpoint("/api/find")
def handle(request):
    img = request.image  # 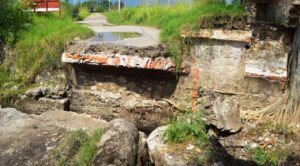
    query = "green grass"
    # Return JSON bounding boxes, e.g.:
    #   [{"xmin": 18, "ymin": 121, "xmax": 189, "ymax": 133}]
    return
[
  {"xmin": 52, "ymin": 129, "xmax": 103, "ymax": 166},
  {"xmin": 75, "ymin": 129, "xmax": 103, "ymax": 166},
  {"xmin": 52, "ymin": 129, "xmax": 90, "ymax": 166},
  {"xmin": 244, "ymin": 146, "xmax": 288, "ymax": 166},
  {"xmin": 0, "ymin": 13, "xmax": 93, "ymax": 106},
  {"xmin": 13, "ymin": 14, "xmax": 93, "ymax": 83},
  {"xmin": 164, "ymin": 110, "xmax": 209, "ymax": 148},
  {"xmin": 105, "ymin": 2, "xmax": 247, "ymax": 67},
  {"xmin": 78, "ymin": 6, "xmax": 91, "ymax": 21}
]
